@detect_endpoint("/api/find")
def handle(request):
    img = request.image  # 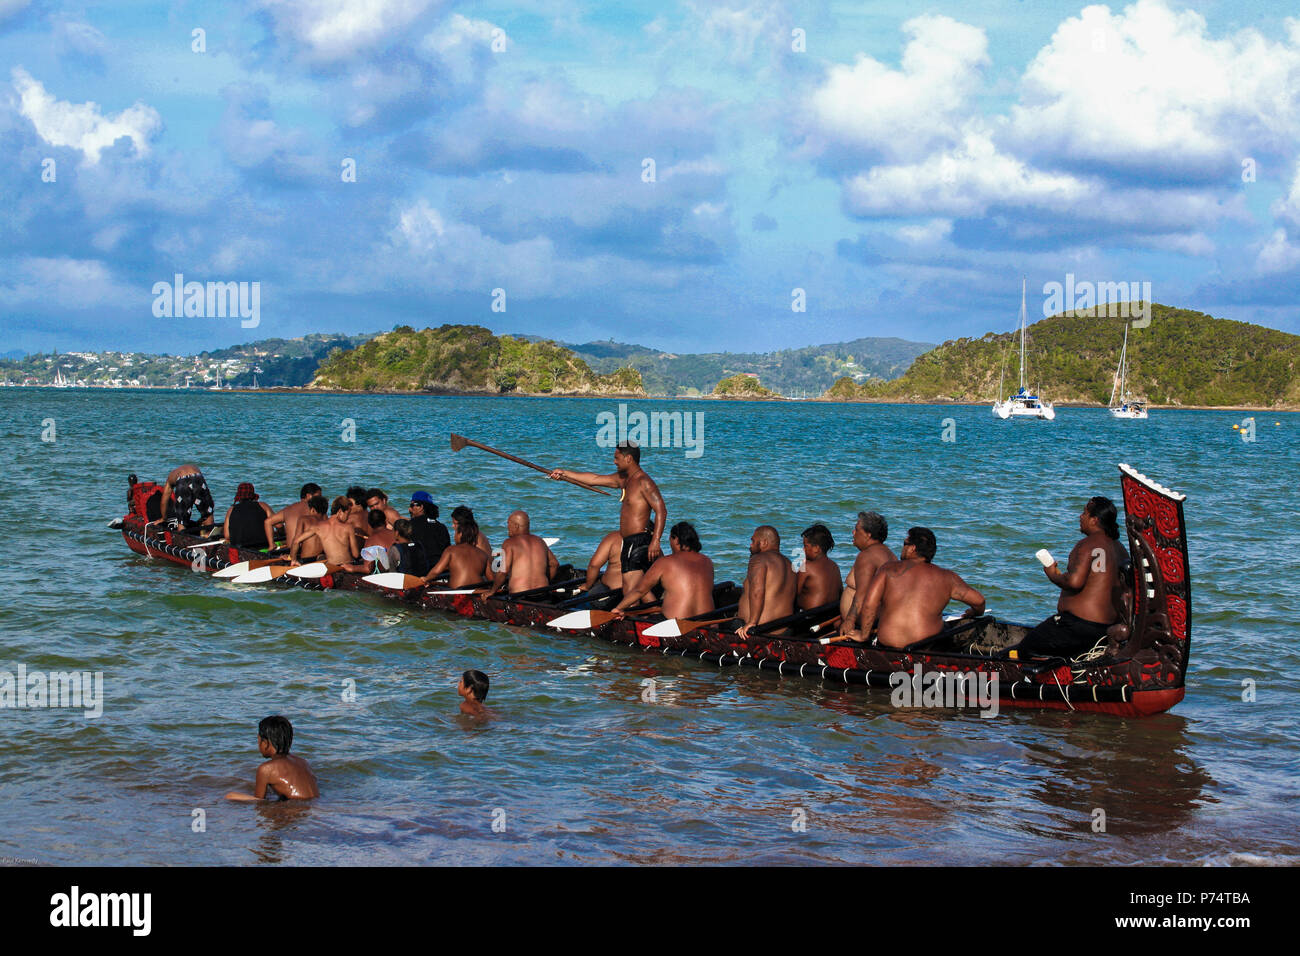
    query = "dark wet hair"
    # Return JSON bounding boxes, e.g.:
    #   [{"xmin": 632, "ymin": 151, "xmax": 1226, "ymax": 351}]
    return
[
  {"xmin": 258, "ymin": 715, "xmax": 293, "ymax": 754},
  {"xmin": 366, "ymin": 488, "xmax": 386, "ymax": 503},
  {"xmin": 415, "ymin": 502, "xmax": 440, "ymax": 519},
  {"xmin": 330, "ymin": 495, "xmax": 351, "ymax": 515},
  {"xmin": 856, "ymin": 510, "xmax": 887, "ymax": 542},
  {"xmin": 1087, "ymin": 496, "xmax": 1121, "ymax": 540},
  {"xmin": 905, "ymin": 527, "xmax": 937, "ymax": 562},
  {"xmin": 307, "ymin": 495, "xmax": 328, "ymax": 516},
  {"xmin": 347, "ymin": 485, "xmax": 368, "ymax": 505},
  {"xmin": 616, "ymin": 441, "xmax": 640, "ymax": 464},
  {"xmin": 457, "ymin": 517, "xmax": 480, "ymax": 545},
  {"xmin": 802, "ymin": 523, "xmax": 834, "ymax": 554},
  {"xmin": 367, "ymin": 508, "xmax": 387, "ymax": 529},
  {"xmin": 393, "ymin": 518, "xmax": 412, "ymax": 540},
  {"xmin": 451, "ymin": 505, "xmax": 474, "ymax": 525},
  {"xmin": 300, "ymin": 483, "xmax": 322, "ymax": 499},
  {"xmin": 463, "ymin": 669, "xmax": 489, "ymax": 702},
  {"xmin": 670, "ymin": 521, "xmax": 700, "ymax": 552}
]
